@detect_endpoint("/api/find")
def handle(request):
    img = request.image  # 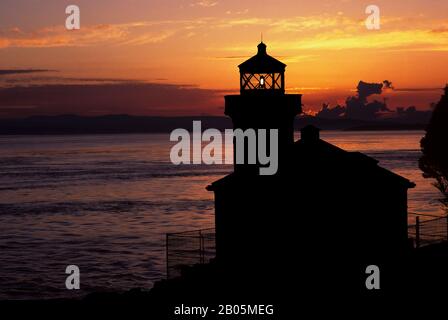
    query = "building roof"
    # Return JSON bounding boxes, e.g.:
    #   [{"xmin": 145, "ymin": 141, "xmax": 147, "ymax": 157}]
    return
[
  {"xmin": 207, "ymin": 126, "xmax": 415, "ymax": 191},
  {"xmin": 293, "ymin": 129, "xmax": 415, "ymax": 189},
  {"xmin": 238, "ymin": 42, "xmax": 286, "ymax": 74}
]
